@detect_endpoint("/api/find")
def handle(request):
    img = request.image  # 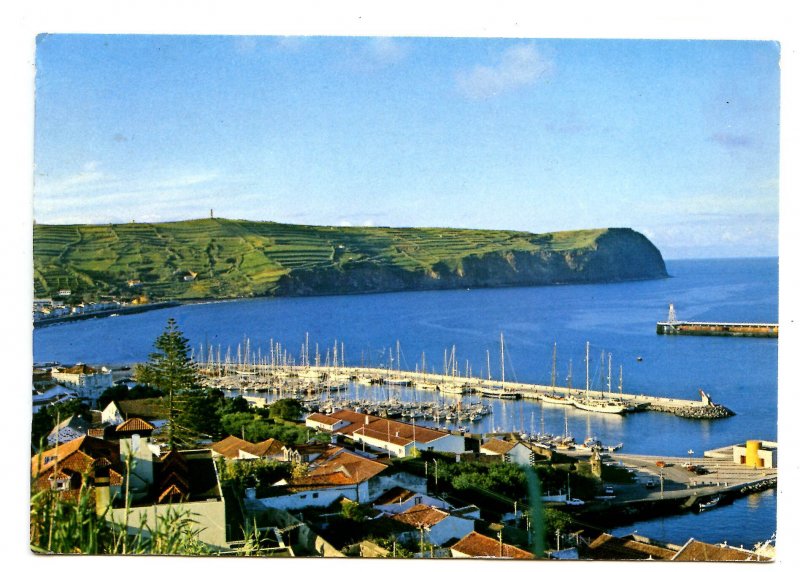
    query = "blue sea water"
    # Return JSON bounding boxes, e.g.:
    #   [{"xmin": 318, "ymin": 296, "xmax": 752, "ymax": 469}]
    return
[{"xmin": 33, "ymin": 257, "xmax": 779, "ymax": 547}]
